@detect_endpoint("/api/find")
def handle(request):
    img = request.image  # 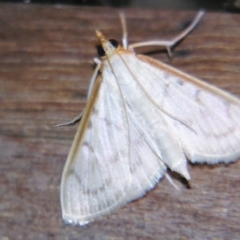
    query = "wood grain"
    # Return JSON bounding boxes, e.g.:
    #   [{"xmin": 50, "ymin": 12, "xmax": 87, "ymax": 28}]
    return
[{"xmin": 0, "ymin": 3, "xmax": 240, "ymax": 240}]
